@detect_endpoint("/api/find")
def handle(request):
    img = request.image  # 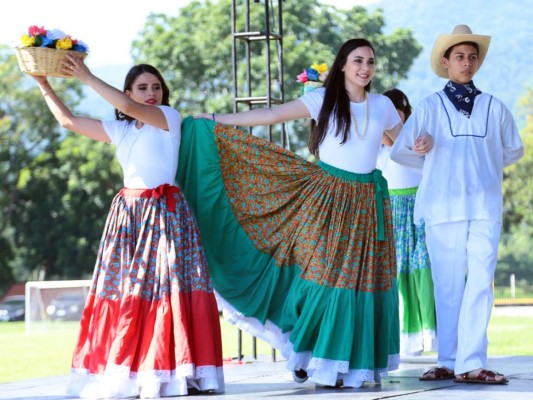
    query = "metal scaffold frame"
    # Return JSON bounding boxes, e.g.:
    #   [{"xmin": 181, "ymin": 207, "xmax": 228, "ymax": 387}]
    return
[
  {"xmin": 230, "ymin": 0, "xmax": 285, "ymax": 362},
  {"xmin": 231, "ymin": 0, "xmax": 287, "ymax": 148}
]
